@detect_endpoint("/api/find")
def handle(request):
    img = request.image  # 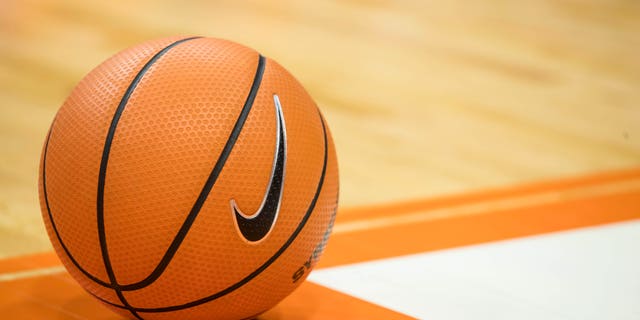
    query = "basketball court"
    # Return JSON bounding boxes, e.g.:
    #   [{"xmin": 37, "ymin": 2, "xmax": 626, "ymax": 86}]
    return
[{"xmin": 1, "ymin": 1, "xmax": 639, "ymax": 319}]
